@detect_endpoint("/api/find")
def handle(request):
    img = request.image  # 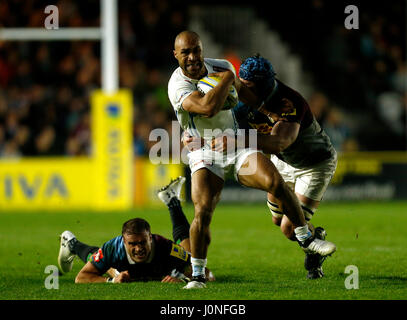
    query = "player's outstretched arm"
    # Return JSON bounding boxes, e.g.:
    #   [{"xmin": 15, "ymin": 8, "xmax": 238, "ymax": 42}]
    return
[
  {"xmin": 75, "ymin": 262, "xmax": 131, "ymax": 283},
  {"xmin": 75, "ymin": 261, "xmax": 109, "ymax": 283}
]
